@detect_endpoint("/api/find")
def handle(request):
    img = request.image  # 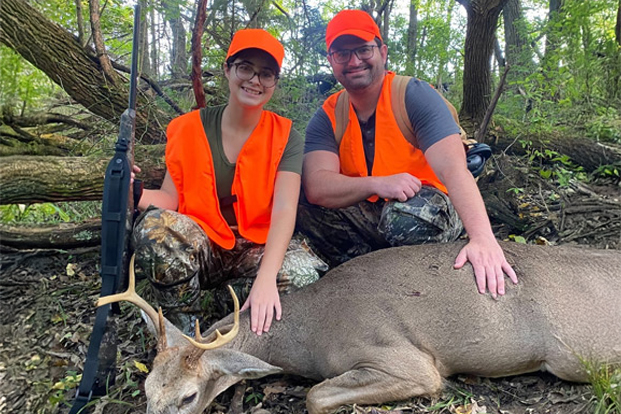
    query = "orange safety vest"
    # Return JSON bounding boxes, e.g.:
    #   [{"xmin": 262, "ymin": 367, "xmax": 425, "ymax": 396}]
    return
[
  {"xmin": 165, "ymin": 109, "xmax": 292, "ymax": 249},
  {"xmin": 322, "ymin": 71, "xmax": 447, "ymax": 201}
]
